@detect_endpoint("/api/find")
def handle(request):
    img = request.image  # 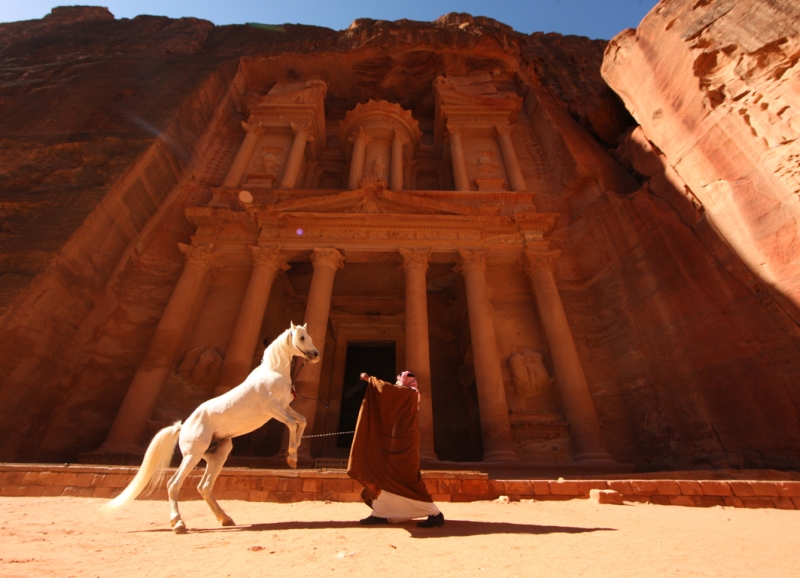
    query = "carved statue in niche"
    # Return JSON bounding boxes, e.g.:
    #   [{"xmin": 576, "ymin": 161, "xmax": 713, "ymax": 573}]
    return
[
  {"xmin": 260, "ymin": 146, "xmax": 284, "ymax": 173},
  {"xmin": 362, "ymin": 155, "xmax": 388, "ymax": 183},
  {"xmin": 473, "ymin": 150, "xmax": 499, "ymax": 175},
  {"xmin": 509, "ymin": 350, "xmax": 559, "ymax": 414},
  {"xmin": 178, "ymin": 346, "xmax": 224, "ymax": 394}
]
